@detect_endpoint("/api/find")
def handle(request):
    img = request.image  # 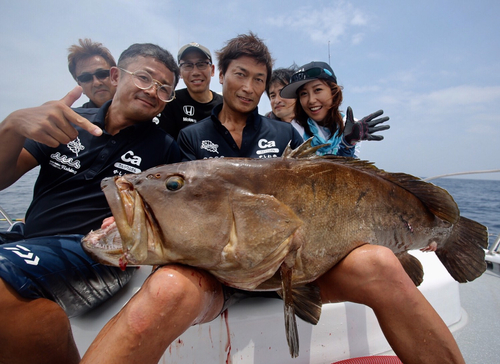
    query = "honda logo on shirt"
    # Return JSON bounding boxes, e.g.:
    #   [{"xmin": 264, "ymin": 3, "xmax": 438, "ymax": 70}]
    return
[{"xmin": 183, "ymin": 105, "xmax": 195, "ymax": 117}]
